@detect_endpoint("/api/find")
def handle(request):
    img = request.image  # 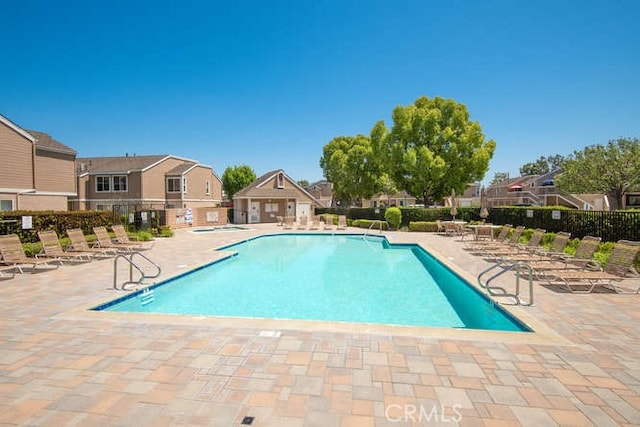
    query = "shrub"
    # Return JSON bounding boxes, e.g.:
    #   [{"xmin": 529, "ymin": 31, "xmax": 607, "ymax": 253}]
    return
[
  {"xmin": 352, "ymin": 219, "xmax": 389, "ymax": 230},
  {"xmin": 384, "ymin": 207, "xmax": 402, "ymax": 230},
  {"xmin": 136, "ymin": 231, "xmax": 154, "ymax": 241},
  {"xmin": 158, "ymin": 226, "xmax": 174, "ymax": 237},
  {"xmin": 408, "ymin": 221, "xmax": 438, "ymax": 232}
]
